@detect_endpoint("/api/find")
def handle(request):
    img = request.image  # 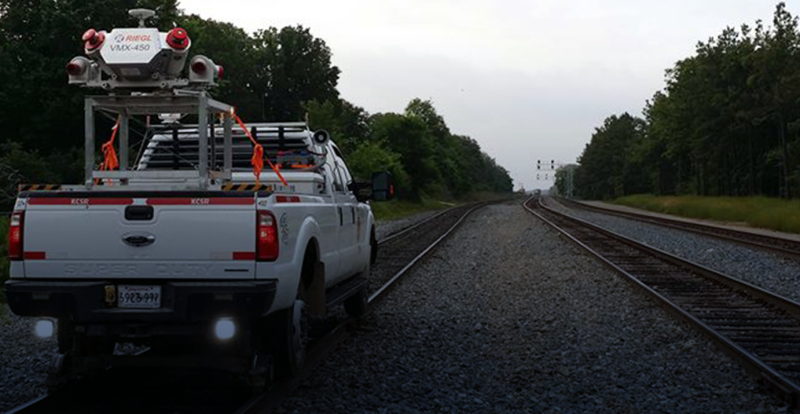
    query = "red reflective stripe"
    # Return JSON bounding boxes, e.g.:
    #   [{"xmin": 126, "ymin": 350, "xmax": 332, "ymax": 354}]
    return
[
  {"xmin": 90, "ymin": 198, "xmax": 134, "ymax": 205},
  {"xmin": 28, "ymin": 198, "xmax": 133, "ymax": 205},
  {"xmin": 276, "ymin": 195, "xmax": 301, "ymax": 203},
  {"xmin": 24, "ymin": 251, "xmax": 46, "ymax": 260},
  {"xmin": 232, "ymin": 252, "xmax": 256, "ymax": 261},
  {"xmin": 147, "ymin": 198, "xmax": 254, "ymax": 205}
]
